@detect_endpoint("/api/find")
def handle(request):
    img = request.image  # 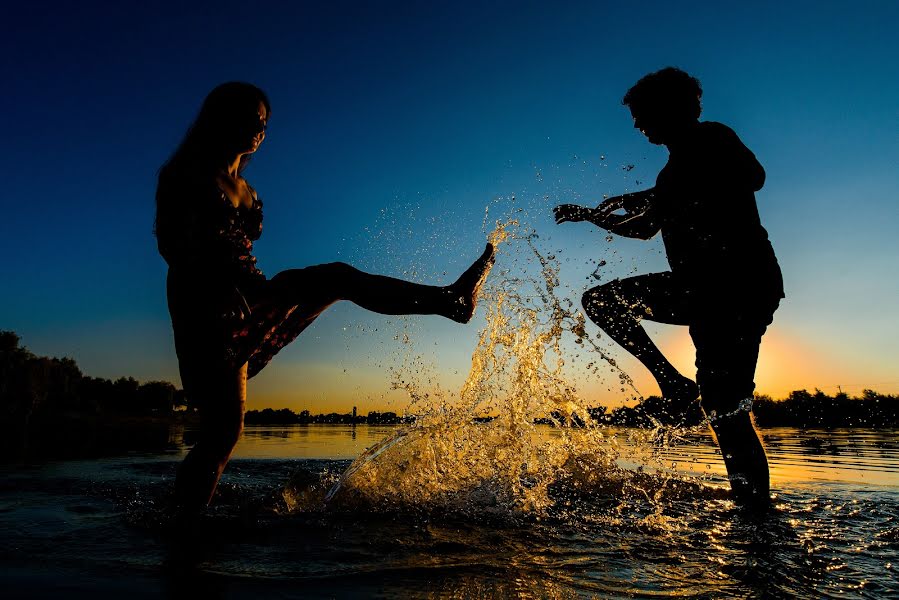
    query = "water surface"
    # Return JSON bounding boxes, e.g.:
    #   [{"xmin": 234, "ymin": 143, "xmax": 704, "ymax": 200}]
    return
[{"xmin": 2, "ymin": 424, "xmax": 896, "ymax": 598}]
